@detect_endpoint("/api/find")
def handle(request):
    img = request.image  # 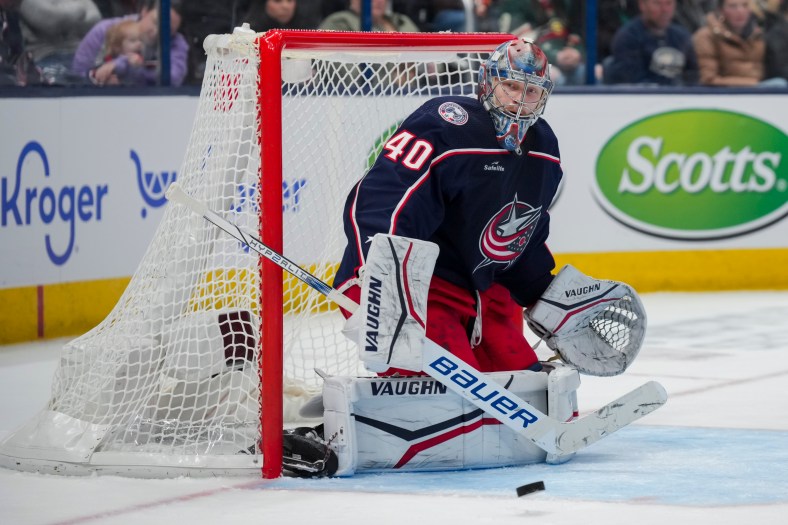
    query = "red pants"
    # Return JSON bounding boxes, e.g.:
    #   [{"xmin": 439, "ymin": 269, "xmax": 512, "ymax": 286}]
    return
[{"xmin": 343, "ymin": 276, "xmax": 538, "ymax": 374}]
